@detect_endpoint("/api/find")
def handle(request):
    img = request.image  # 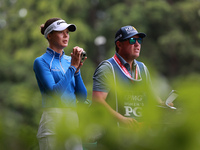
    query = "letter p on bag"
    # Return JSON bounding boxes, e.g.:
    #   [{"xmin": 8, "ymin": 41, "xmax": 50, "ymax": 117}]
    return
[{"xmin": 124, "ymin": 106, "xmax": 132, "ymax": 116}]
